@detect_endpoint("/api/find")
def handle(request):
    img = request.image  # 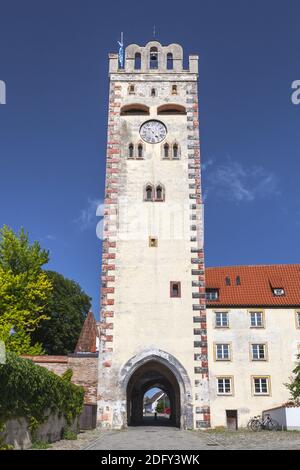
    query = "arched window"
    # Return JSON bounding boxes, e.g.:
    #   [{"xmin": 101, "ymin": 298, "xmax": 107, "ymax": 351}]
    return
[
  {"xmin": 134, "ymin": 52, "xmax": 141, "ymax": 70},
  {"xmin": 157, "ymin": 104, "xmax": 186, "ymax": 115},
  {"xmin": 120, "ymin": 104, "xmax": 150, "ymax": 115},
  {"xmin": 164, "ymin": 143, "xmax": 169, "ymax": 159},
  {"xmin": 167, "ymin": 53, "xmax": 173, "ymax": 70},
  {"xmin": 150, "ymin": 47, "xmax": 158, "ymax": 69},
  {"xmin": 151, "ymin": 88, "xmax": 156, "ymax": 97},
  {"xmin": 145, "ymin": 185, "xmax": 153, "ymax": 201},
  {"xmin": 173, "ymin": 144, "xmax": 178, "ymax": 159},
  {"xmin": 128, "ymin": 143, "xmax": 134, "ymax": 158},
  {"xmin": 172, "ymin": 84, "xmax": 177, "ymax": 95},
  {"xmin": 156, "ymin": 185, "xmax": 164, "ymax": 201},
  {"xmin": 138, "ymin": 144, "xmax": 143, "ymax": 158}
]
